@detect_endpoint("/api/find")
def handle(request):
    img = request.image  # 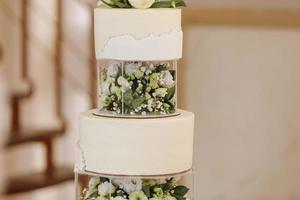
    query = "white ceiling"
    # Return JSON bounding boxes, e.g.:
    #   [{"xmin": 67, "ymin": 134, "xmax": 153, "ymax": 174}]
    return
[{"xmin": 186, "ymin": 0, "xmax": 300, "ymax": 10}]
